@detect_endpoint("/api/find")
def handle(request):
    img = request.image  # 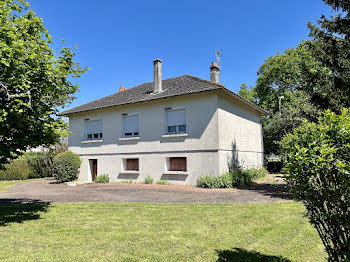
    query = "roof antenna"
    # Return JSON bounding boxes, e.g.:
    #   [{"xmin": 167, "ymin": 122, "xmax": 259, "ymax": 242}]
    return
[{"xmin": 215, "ymin": 49, "xmax": 222, "ymax": 69}]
